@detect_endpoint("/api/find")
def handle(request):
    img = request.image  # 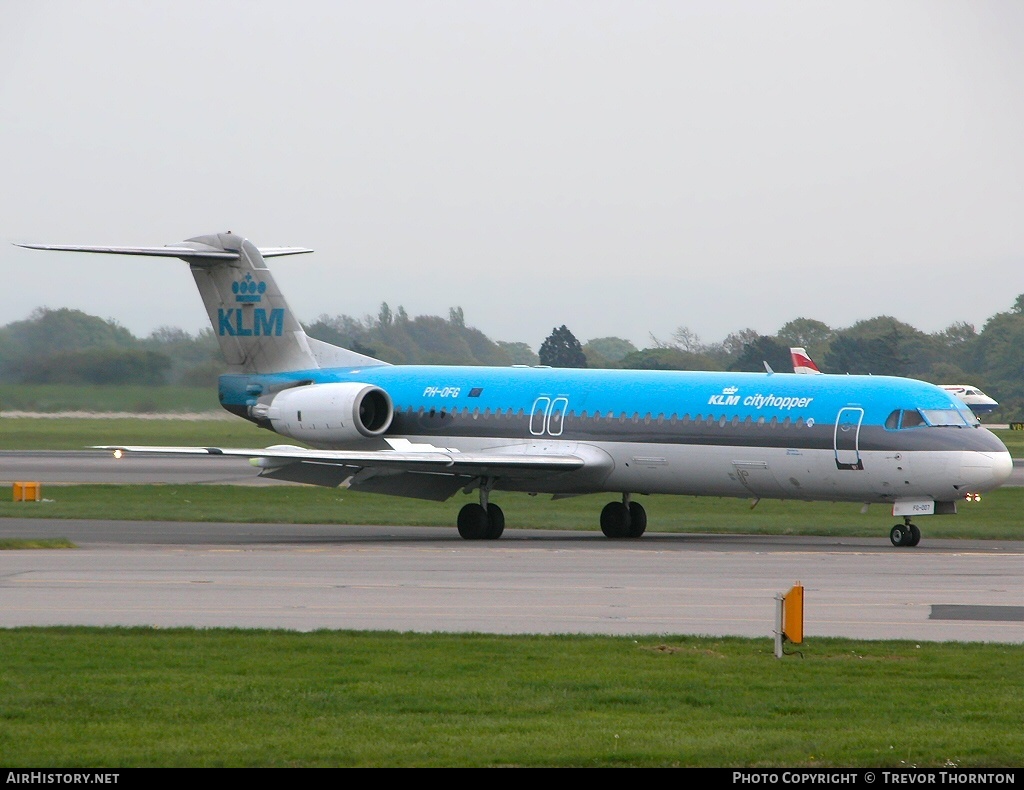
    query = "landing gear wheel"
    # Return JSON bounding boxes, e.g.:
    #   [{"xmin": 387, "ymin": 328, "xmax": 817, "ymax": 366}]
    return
[
  {"xmin": 458, "ymin": 503, "xmax": 490, "ymax": 540},
  {"xmin": 627, "ymin": 501, "xmax": 647, "ymax": 538},
  {"xmin": 485, "ymin": 503, "xmax": 505, "ymax": 540},
  {"xmin": 600, "ymin": 501, "xmax": 631, "ymax": 539},
  {"xmin": 890, "ymin": 523, "xmax": 921, "ymax": 547}
]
